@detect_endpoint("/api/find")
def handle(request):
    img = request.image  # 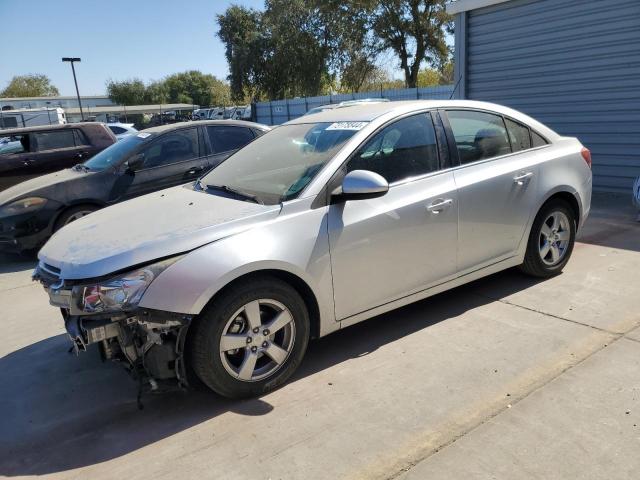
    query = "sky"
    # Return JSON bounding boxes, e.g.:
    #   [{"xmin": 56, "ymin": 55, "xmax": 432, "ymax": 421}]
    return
[{"xmin": 0, "ymin": 0, "xmax": 266, "ymax": 96}]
